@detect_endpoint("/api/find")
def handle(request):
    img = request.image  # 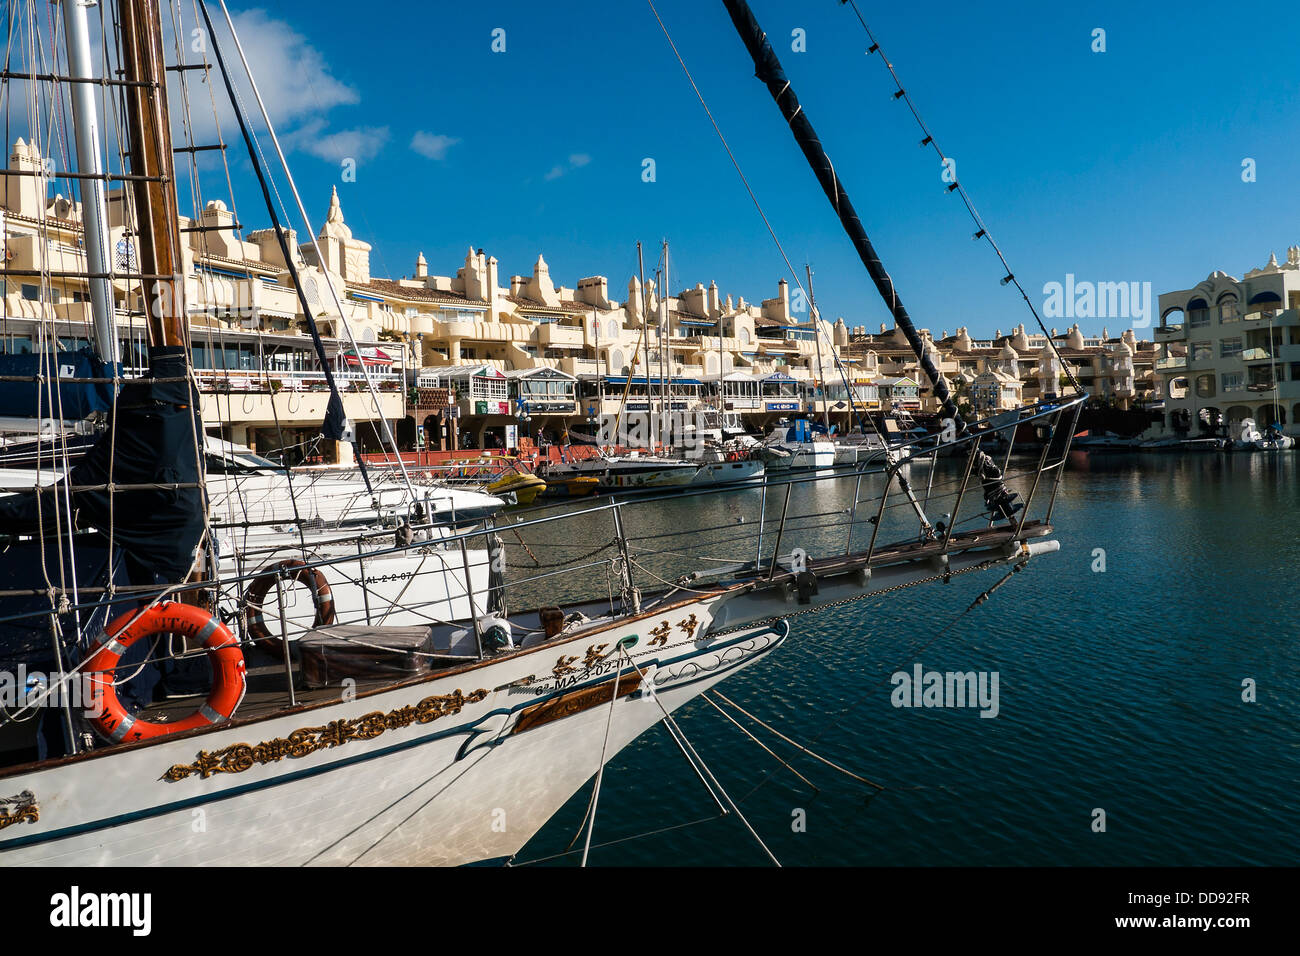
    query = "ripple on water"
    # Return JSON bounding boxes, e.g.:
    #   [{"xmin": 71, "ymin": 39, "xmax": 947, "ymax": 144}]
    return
[{"xmin": 515, "ymin": 455, "xmax": 1300, "ymax": 865}]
